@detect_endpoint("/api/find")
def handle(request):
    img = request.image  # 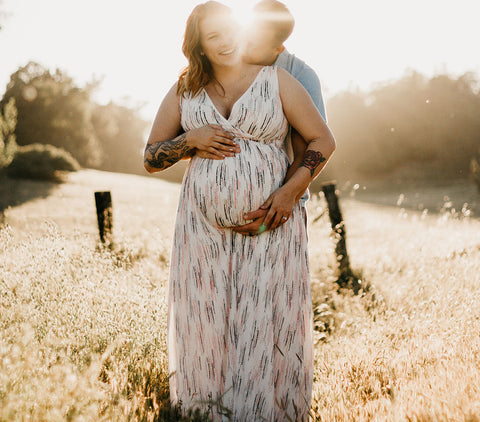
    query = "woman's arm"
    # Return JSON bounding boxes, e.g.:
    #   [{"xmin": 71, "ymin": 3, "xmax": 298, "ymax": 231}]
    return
[
  {"xmin": 144, "ymin": 83, "xmax": 239, "ymax": 173},
  {"xmin": 261, "ymin": 68, "xmax": 336, "ymax": 229},
  {"xmin": 144, "ymin": 83, "xmax": 187, "ymax": 173}
]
